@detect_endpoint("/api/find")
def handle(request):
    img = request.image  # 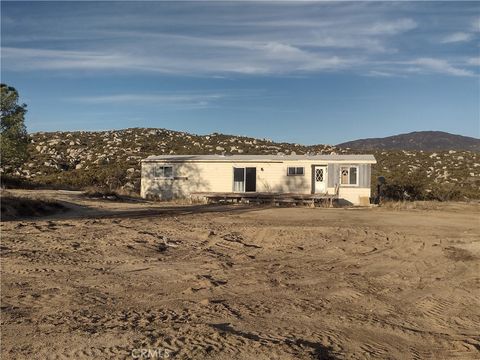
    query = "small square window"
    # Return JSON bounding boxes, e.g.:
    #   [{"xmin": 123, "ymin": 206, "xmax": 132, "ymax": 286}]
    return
[
  {"xmin": 154, "ymin": 165, "xmax": 174, "ymax": 179},
  {"xmin": 340, "ymin": 166, "xmax": 358, "ymax": 185},
  {"xmin": 287, "ymin": 167, "xmax": 304, "ymax": 176}
]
